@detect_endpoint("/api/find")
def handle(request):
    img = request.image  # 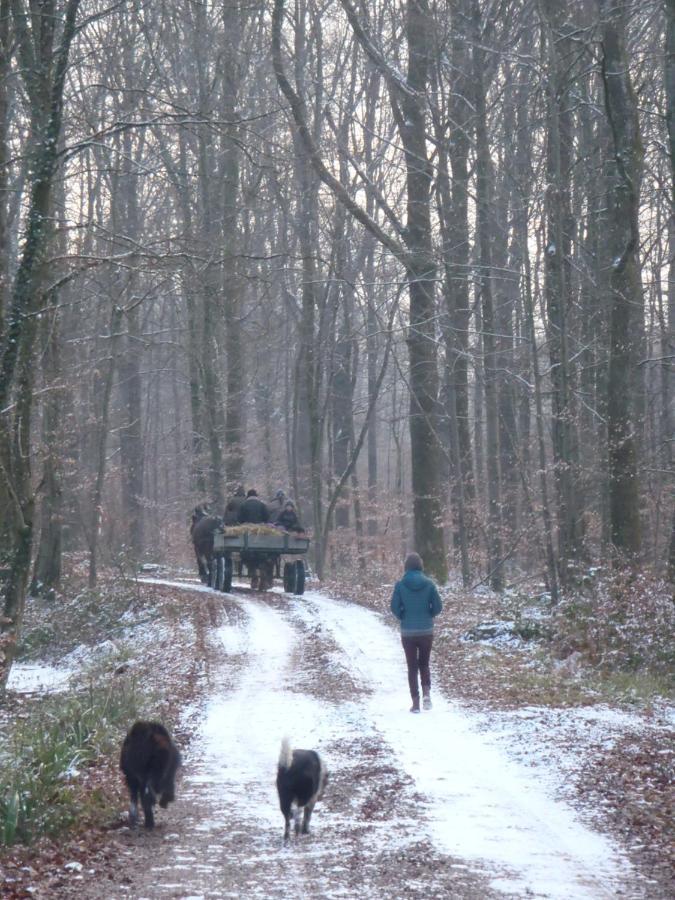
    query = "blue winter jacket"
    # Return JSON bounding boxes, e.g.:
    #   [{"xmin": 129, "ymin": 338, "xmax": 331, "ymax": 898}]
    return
[{"xmin": 390, "ymin": 570, "xmax": 443, "ymax": 635}]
